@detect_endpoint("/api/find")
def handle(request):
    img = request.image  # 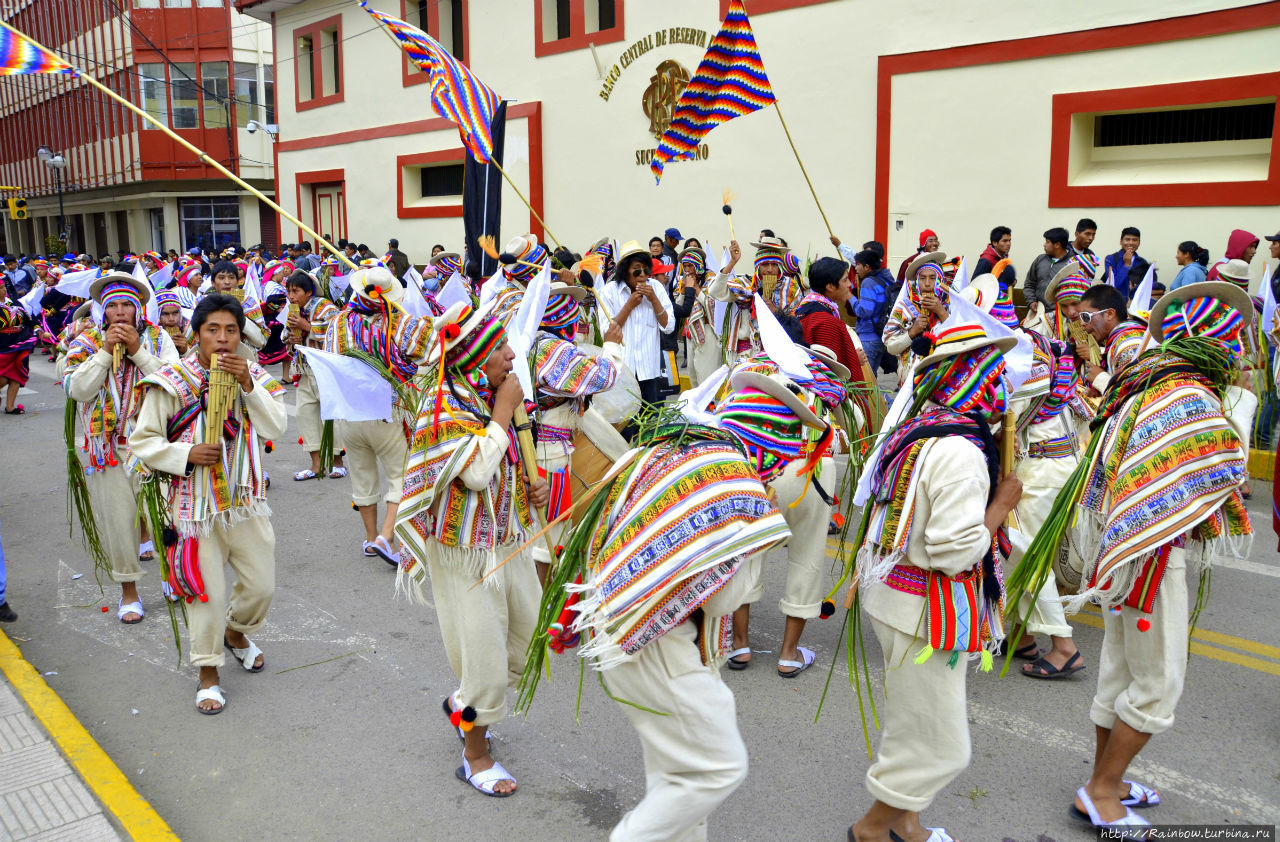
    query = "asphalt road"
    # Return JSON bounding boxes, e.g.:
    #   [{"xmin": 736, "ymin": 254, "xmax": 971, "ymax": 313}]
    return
[{"xmin": 1, "ymin": 355, "xmax": 1278, "ymax": 842}]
